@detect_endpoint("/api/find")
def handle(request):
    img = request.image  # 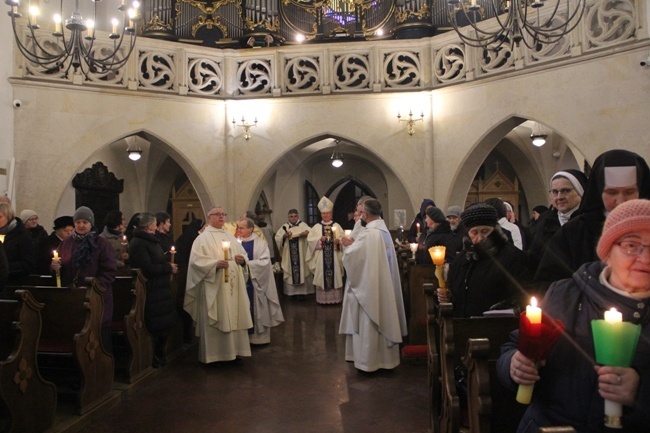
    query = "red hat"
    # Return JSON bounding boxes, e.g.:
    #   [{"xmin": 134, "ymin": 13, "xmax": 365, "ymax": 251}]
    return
[{"xmin": 597, "ymin": 199, "xmax": 650, "ymax": 260}]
